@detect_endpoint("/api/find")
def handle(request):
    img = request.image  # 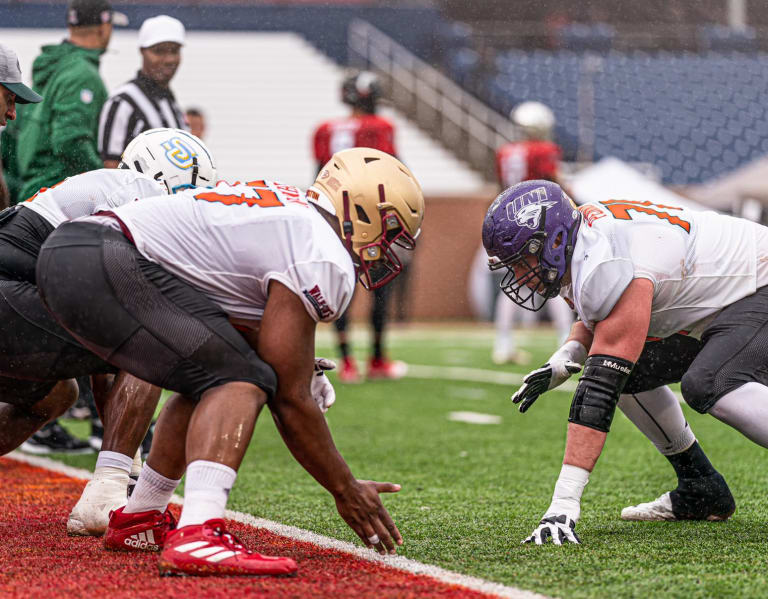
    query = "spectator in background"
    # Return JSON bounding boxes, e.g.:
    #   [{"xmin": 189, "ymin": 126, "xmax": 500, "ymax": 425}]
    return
[
  {"xmin": 0, "ymin": 0, "xmax": 125, "ymax": 455},
  {"xmin": 99, "ymin": 15, "xmax": 187, "ymax": 167},
  {"xmin": 492, "ymin": 101, "xmax": 573, "ymax": 364},
  {"xmin": 312, "ymin": 71, "xmax": 406, "ymax": 382},
  {"xmin": 0, "ymin": 44, "xmax": 43, "ymax": 209},
  {"xmin": 185, "ymin": 107, "xmax": 206, "ymax": 139},
  {"xmin": 1, "ymin": 0, "xmax": 123, "ymax": 204}
]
